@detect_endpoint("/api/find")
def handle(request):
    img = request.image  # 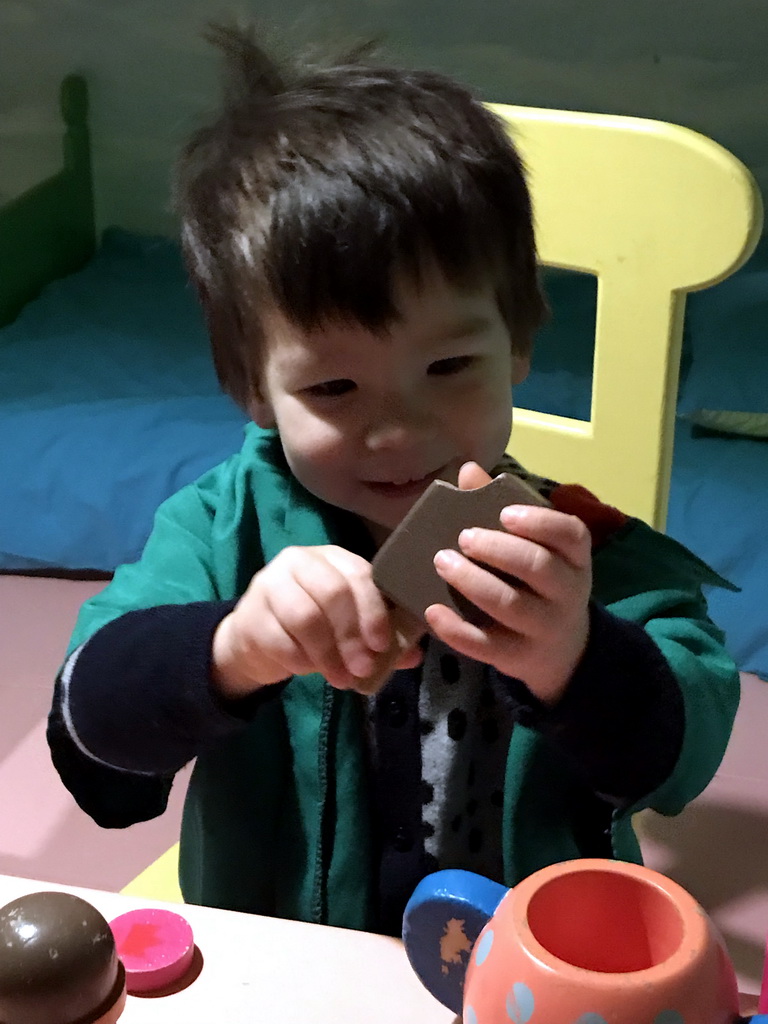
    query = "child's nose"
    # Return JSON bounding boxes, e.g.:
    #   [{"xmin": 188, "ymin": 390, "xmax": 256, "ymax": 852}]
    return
[{"xmin": 365, "ymin": 394, "xmax": 434, "ymax": 451}]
